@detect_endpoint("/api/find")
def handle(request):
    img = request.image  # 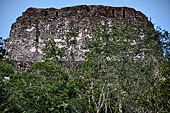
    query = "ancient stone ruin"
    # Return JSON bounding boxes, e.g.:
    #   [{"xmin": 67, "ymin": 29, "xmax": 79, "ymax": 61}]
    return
[{"xmin": 5, "ymin": 5, "xmax": 161, "ymax": 70}]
